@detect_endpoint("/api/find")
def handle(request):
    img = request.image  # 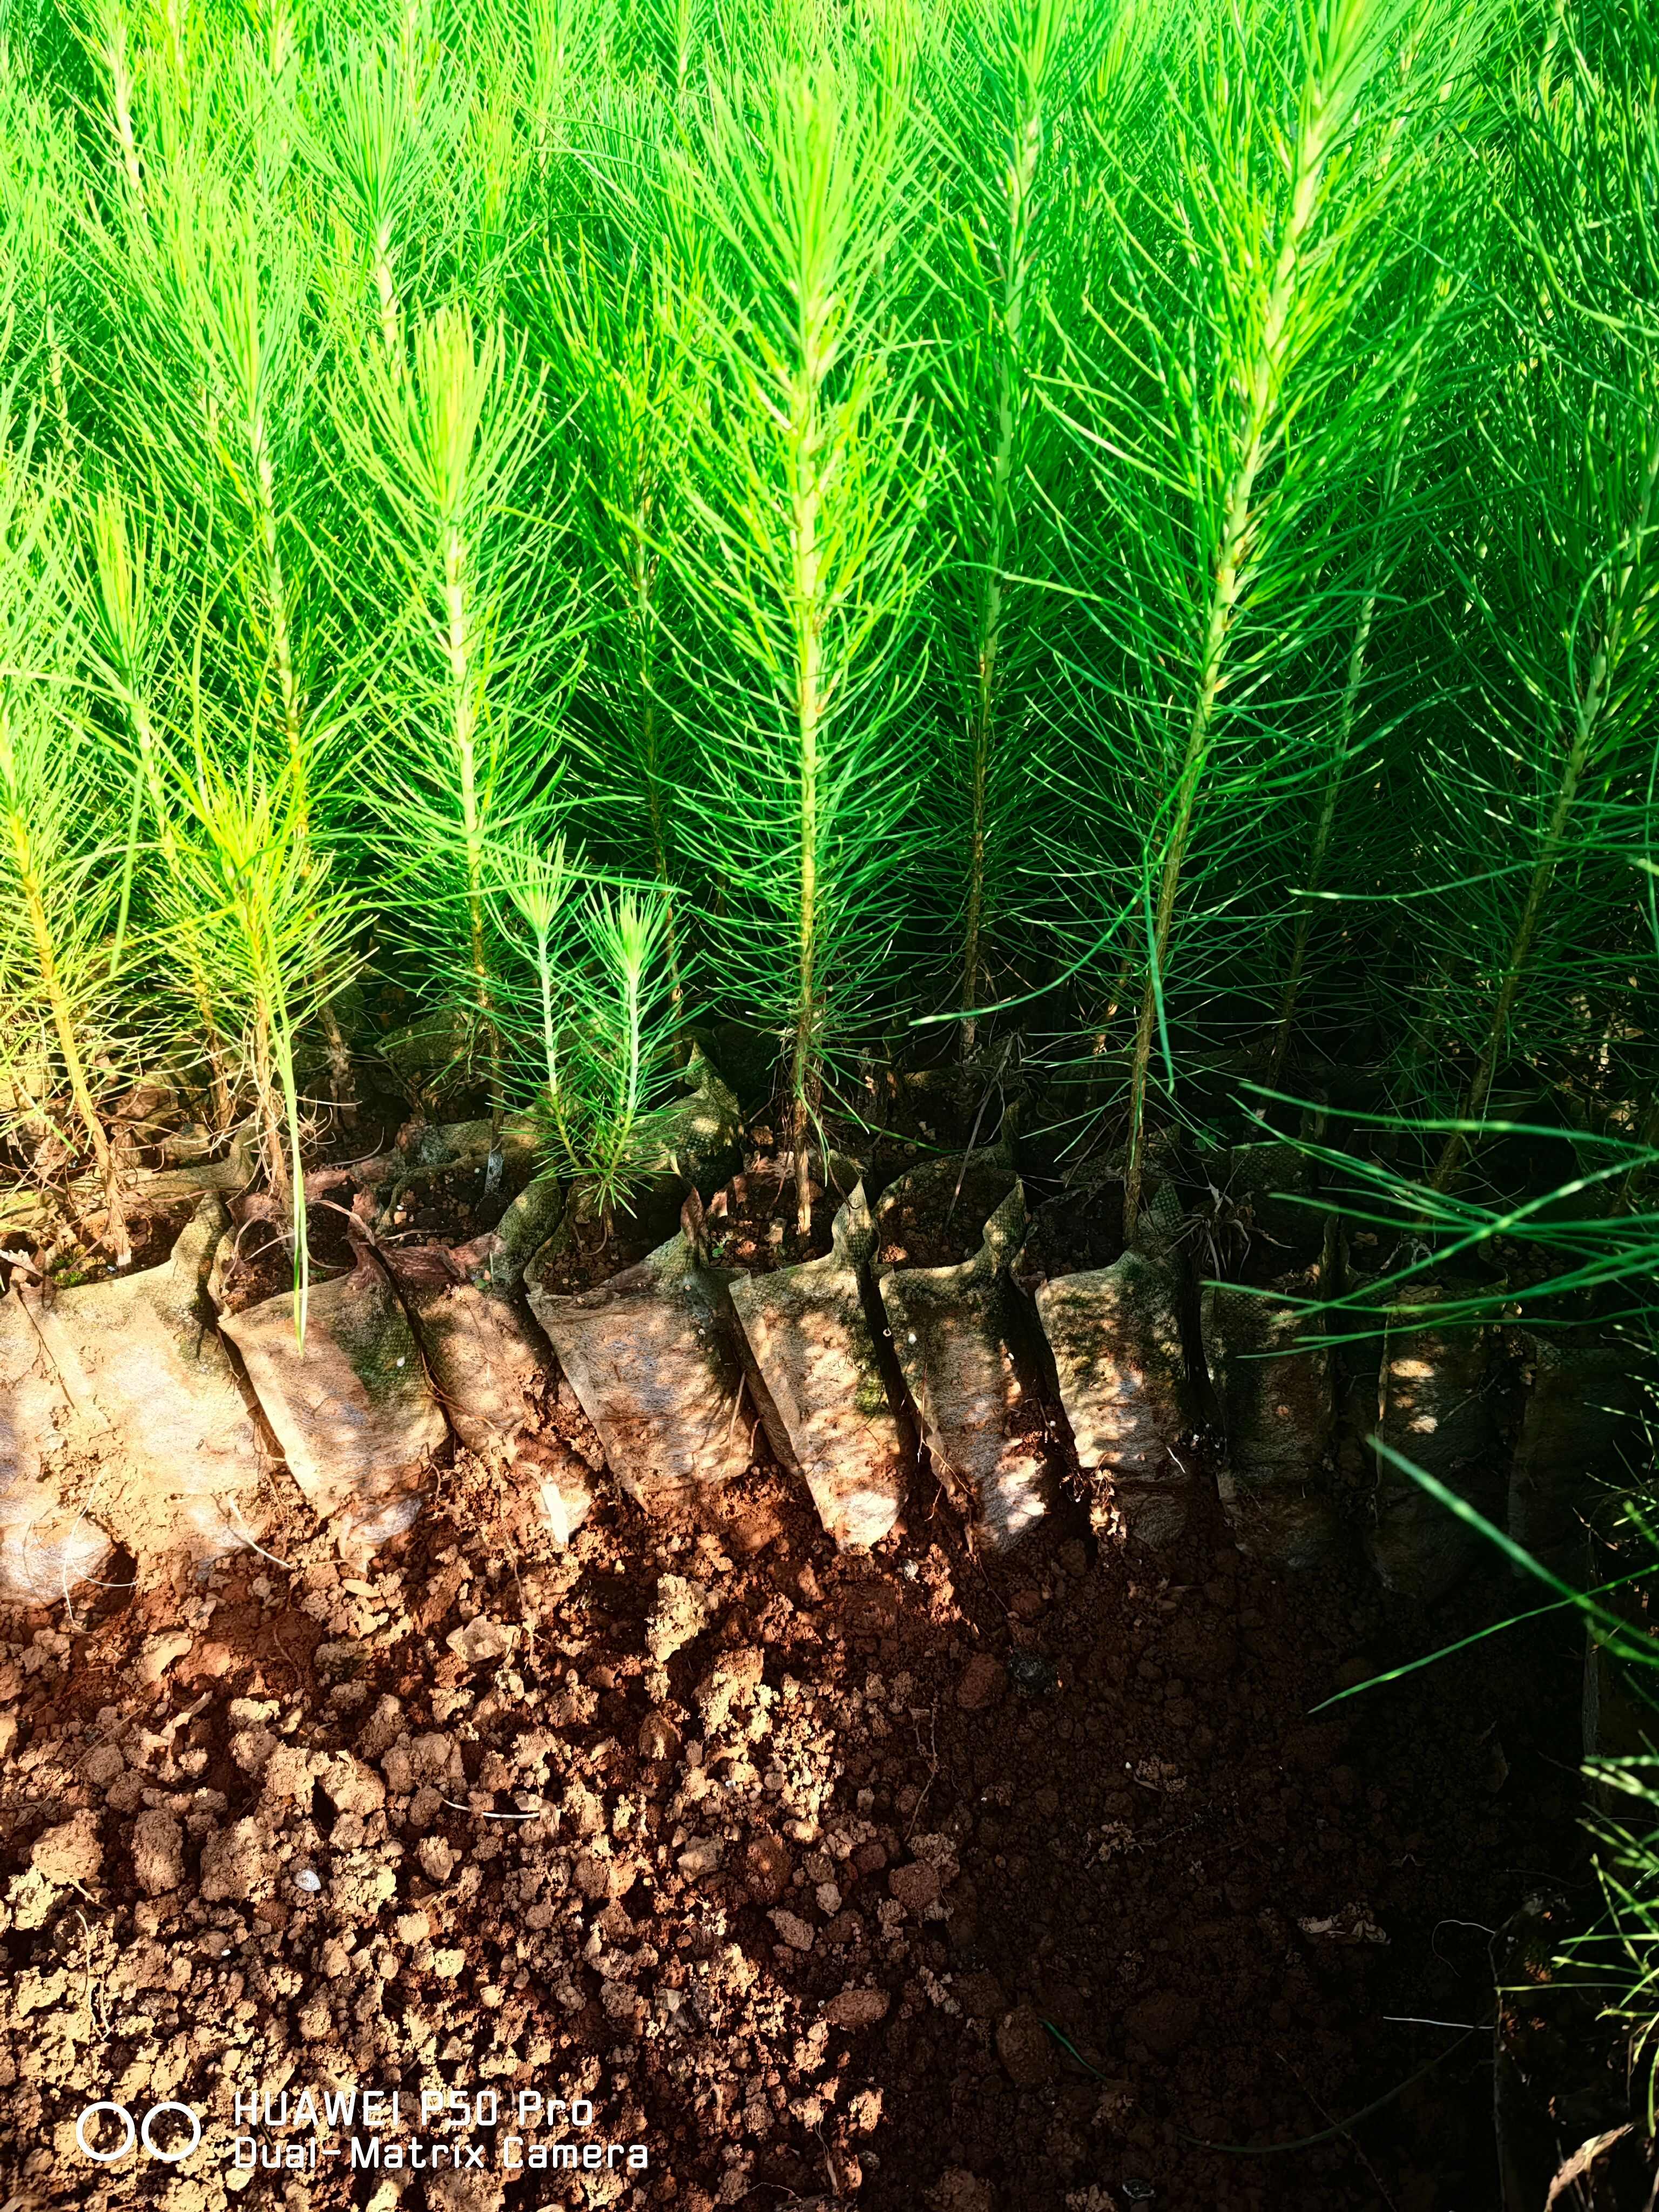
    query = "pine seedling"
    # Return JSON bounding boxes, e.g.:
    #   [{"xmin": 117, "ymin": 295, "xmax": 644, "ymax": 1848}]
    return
[
  {"xmin": 79, "ymin": 482, "xmax": 173, "ymax": 962},
  {"xmin": 0, "ymin": 39, "xmax": 82, "ymax": 428},
  {"xmin": 624, "ymin": 0, "xmax": 717, "ymax": 108},
  {"xmin": 1264, "ymin": 261, "xmax": 1466, "ymax": 1085},
  {"xmin": 130, "ymin": 169, "xmax": 361, "ymax": 1105},
  {"xmin": 161, "ymin": 729, "xmax": 360, "ymax": 1339},
  {"xmin": 534, "ymin": 238, "xmax": 709, "ymax": 1003},
  {"xmin": 1257, "ymin": 0, "xmax": 1500, "ymax": 1084},
  {"xmin": 494, "ymin": 0, "xmax": 625, "ymax": 174},
  {"xmin": 922, "ymin": 0, "xmax": 1118, "ymax": 1046},
  {"xmin": 341, "ymin": 300, "xmax": 570, "ymax": 1131},
  {"xmin": 1050, "ymin": 0, "xmax": 1471, "ymax": 1231},
  {"xmin": 1420, "ymin": 4, "xmax": 1659, "ymax": 1187},
  {"xmin": 489, "ymin": 826, "xmax": 576, "ymax": 1129},
  {"xmin": 72, "ymin": 0, "xmax": 147, "ymax": 217},
  {"xmin": 565, "ymin": 888, "xmax": 682, "ymax": 1213},
  {"xmin": 179, "ymin": 194, "xmax": 315, "ymax": 802},
  {"xmin": 73, "ymin": 480, "xmax": 236, "ymax": 1129},
  {"xmin": 301, "ymin": 12, "xmax": 462, "ymax": 360},
  {"xmin": 491, "ymin": 835, "xmax": 682, "ymax": 1220},
  {"xmin": 669, "ymin": 43, "xmax": 930, "ymax": 1230},
  {"xmin": 0, "ymin": 422, "xmax": 130, "ymax": 1260}
]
